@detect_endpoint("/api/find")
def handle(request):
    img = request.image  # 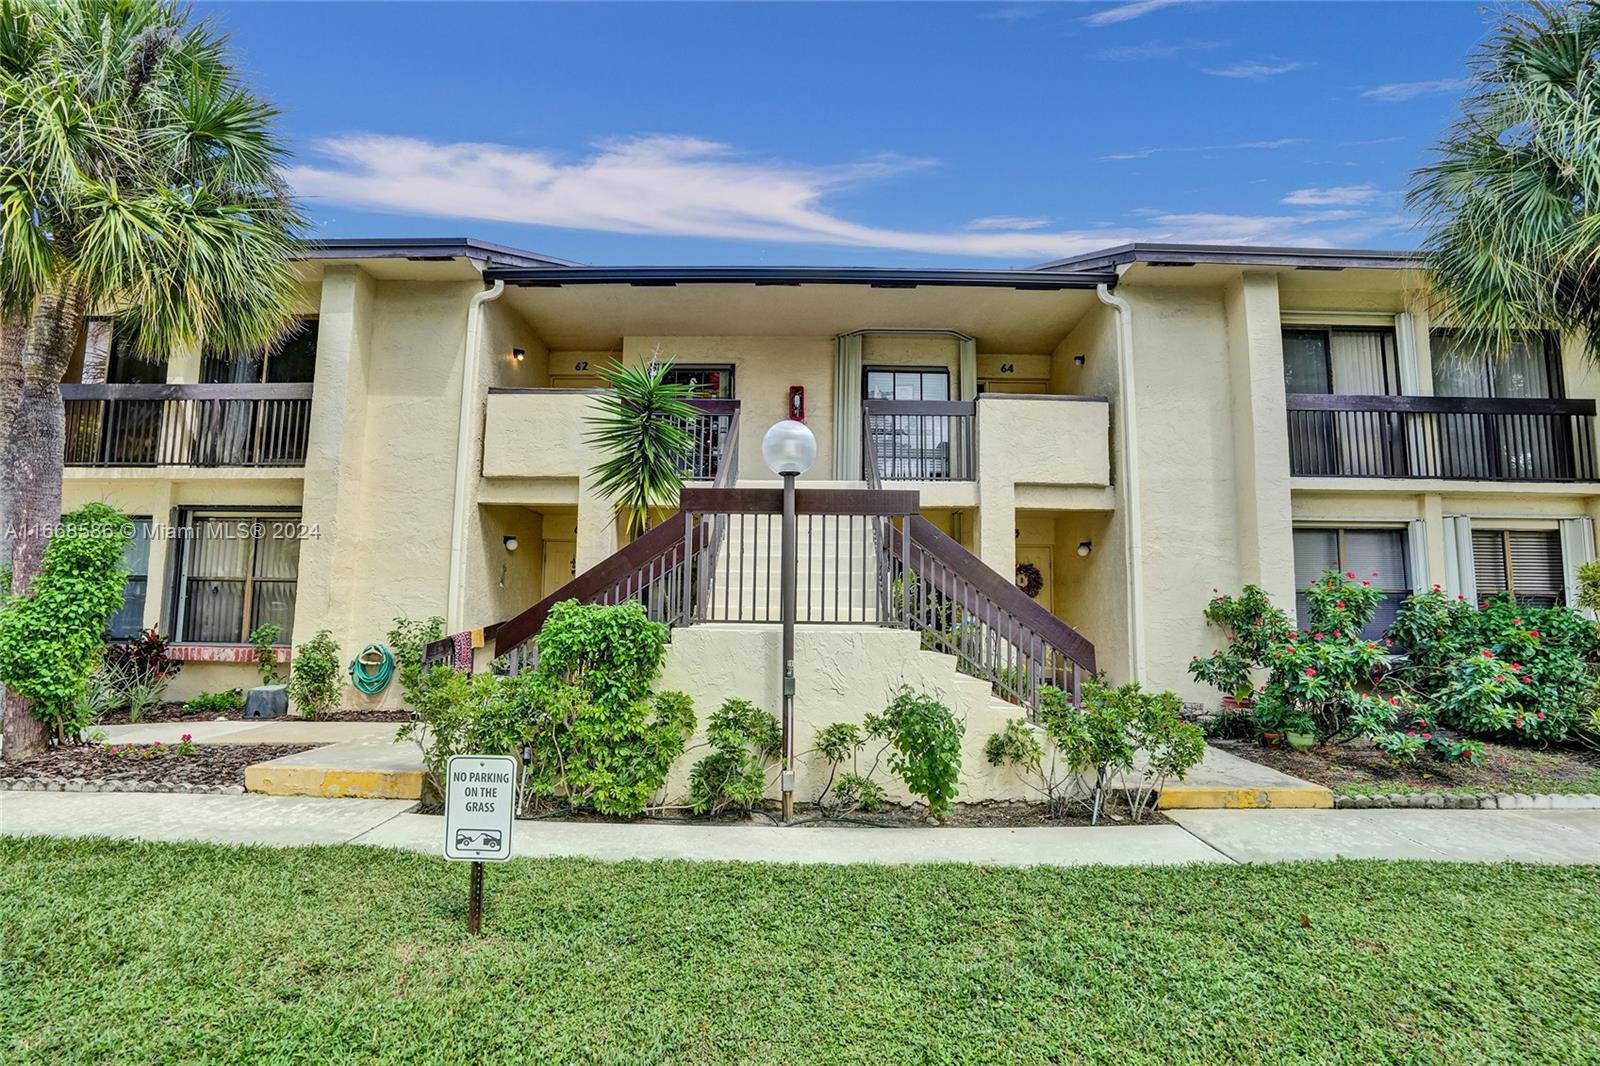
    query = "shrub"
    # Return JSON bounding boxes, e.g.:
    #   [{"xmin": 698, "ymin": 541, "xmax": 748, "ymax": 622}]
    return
[
  {"xmin": 985, "ymin": 715, "xmax": 1086, "ymax": 817},
  {"xmin": 1187, "ymin": 585, "xmax": 1294, "ymax": 704},
  {"xmin": 1043, "ymin": 681, "xmax": 1205, "ymax": 823},
  {"xmin": 388, "ymin": 614, "xmax": 446, "ymax": 708},
  {"xmin": 1195, "ymin": 571, "xmax": 1395, "ymax": 745},
  {"xmin": 184, "ymin": 689, "xmax": 244, "ymax": 716},
  {"xmin": 0, "ymin": 504, "xmax": 133, "ymax": 741},
  {"xmin": 248, "ymin": 624, "xmax": 283, "ymax": 686},
  {"xmin": 873, "ymin": 687, "xmax": 964, "ymax": 818},
  {"xmin": 517, "ymin": 601, "xmax": 695, "ymax": 817},
  {"xmin": 833, "ymin": 772, "xmax": 886, "ymax": 813},
  {"xmin": 1388, "ymin": 589, "xmax": 1598, "ymax": 742},
  {"xmin": 398, "ymin": 668, "xmax": 530, "ymax": 798},
  {"xmin": 287, "ymin": 630, "xmax": 341, "ymax": 719},
  {"xmin": 101, "ymin": 629, "xmax": 183, "ymax": 721},
  {"xmin": 688, "ymin": 698, "xmax": 781, "ymax": 816}
]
